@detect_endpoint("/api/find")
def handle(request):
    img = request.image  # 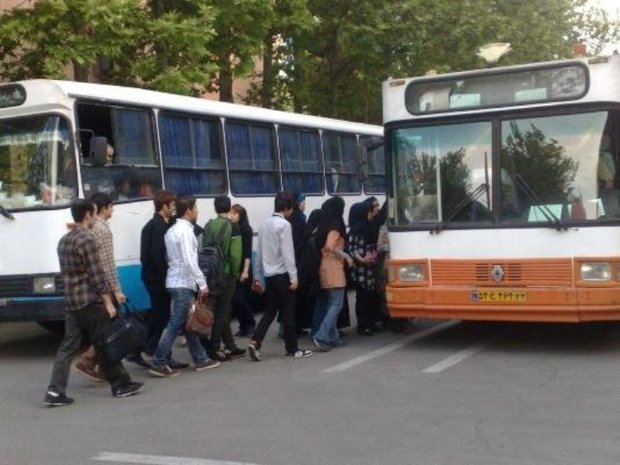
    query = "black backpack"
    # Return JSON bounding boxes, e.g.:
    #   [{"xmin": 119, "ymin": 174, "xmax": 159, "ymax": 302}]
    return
[
  {"xmin": 298, "ymin": 233, "xmax": 321, "ymax": 293},
  {"xmin": 198, "ymin": 220, "xmax": 230, "ymax": 296}
]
